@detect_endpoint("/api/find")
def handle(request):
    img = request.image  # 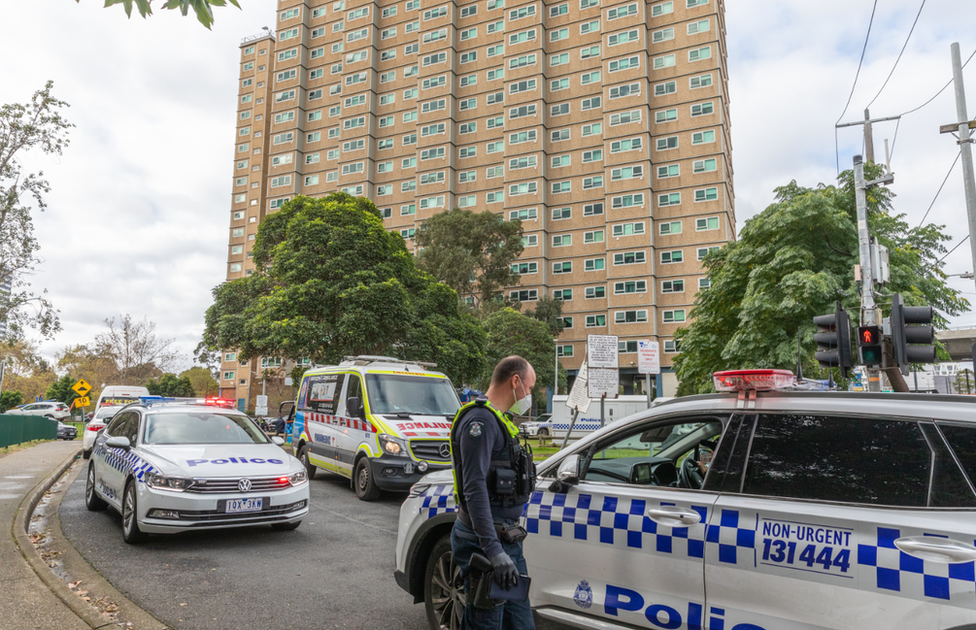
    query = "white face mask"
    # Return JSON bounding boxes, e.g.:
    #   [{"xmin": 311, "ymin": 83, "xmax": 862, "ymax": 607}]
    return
[{"xmin": 510, "ymin": 379, "xmax": 532, "ymax": 415}]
